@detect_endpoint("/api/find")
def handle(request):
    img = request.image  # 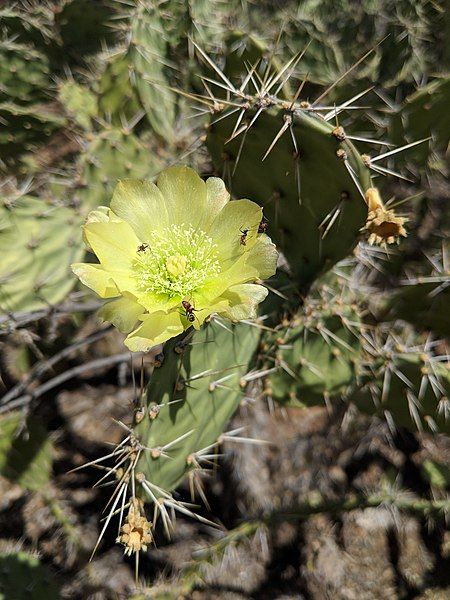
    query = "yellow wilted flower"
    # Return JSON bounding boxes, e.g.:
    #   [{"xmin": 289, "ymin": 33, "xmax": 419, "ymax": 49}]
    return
[
  {"xmin": 72, "ymin": 166, "xmax": 278, "ymax": 351},
  {"xmin": 117, "ymin": 498, "xmax": 152, "ymax": 556},
  {"xmin": 362, "ymin": 187, "xmax": 408, "ymax": 246}
]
